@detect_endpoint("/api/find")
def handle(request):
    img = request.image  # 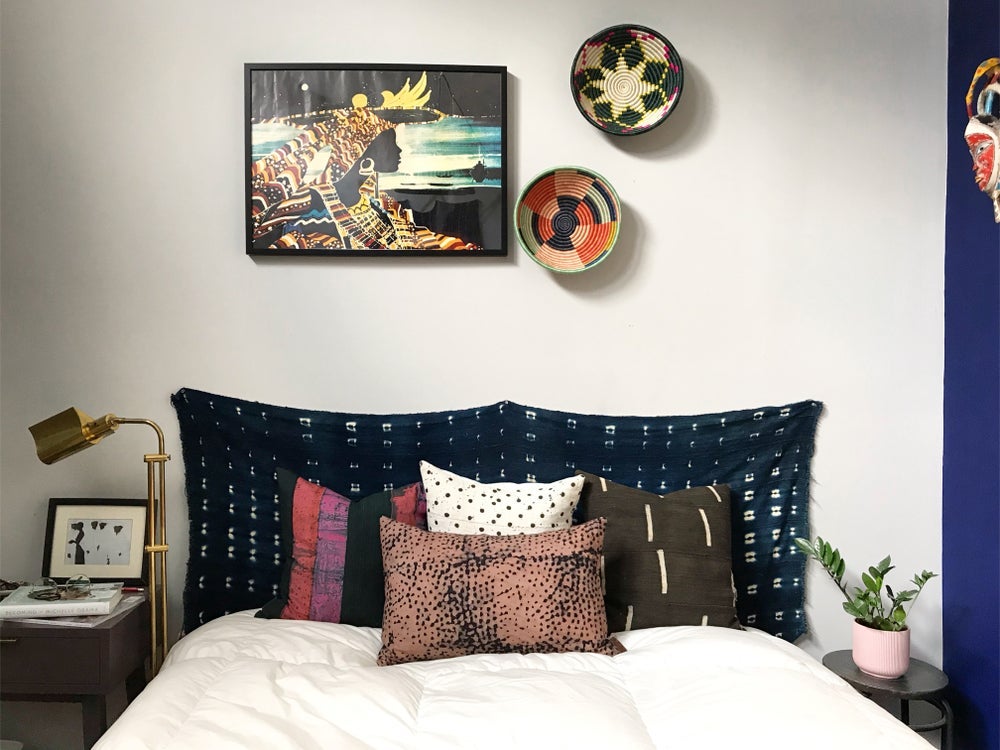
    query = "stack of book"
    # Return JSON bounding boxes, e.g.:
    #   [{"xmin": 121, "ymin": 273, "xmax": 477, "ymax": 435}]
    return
[{"xmin": 0, "ymin": 583, "xmax": 144, "ymax": 627}]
